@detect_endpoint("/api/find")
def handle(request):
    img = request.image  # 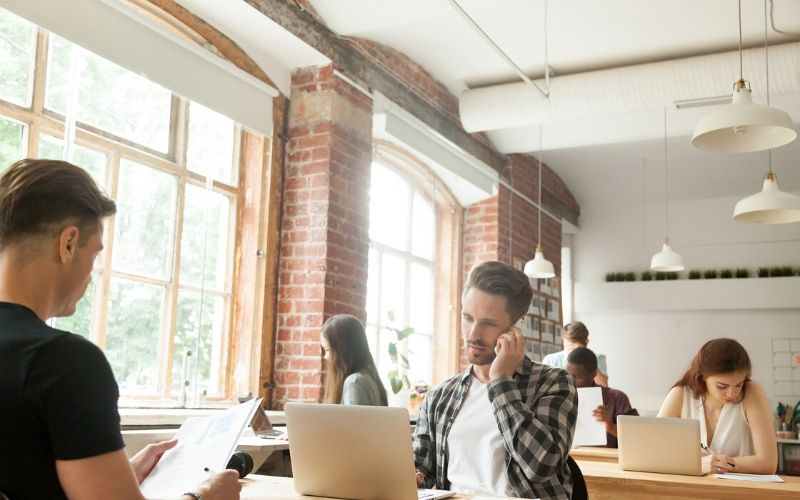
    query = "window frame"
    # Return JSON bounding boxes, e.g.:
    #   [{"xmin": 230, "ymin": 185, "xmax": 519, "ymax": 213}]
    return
[
  {"xmin": 0, "ymin": 24, "xmax": 270, "ymax": 407},
  {"xmin": 367, "ymin": 141, "xmax": 463, "ymax": 387}
]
